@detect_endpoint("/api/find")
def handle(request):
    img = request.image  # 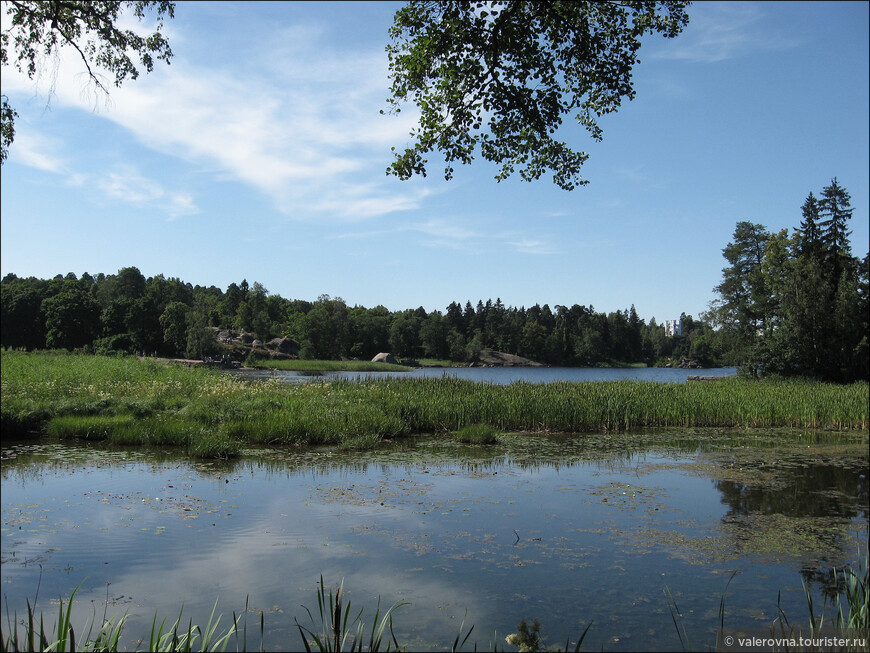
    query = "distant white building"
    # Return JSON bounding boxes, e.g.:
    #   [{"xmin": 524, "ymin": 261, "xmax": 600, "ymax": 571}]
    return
[{"xmin": 664, "ymin": 319, "xmax": 682, "ymax": 337}]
